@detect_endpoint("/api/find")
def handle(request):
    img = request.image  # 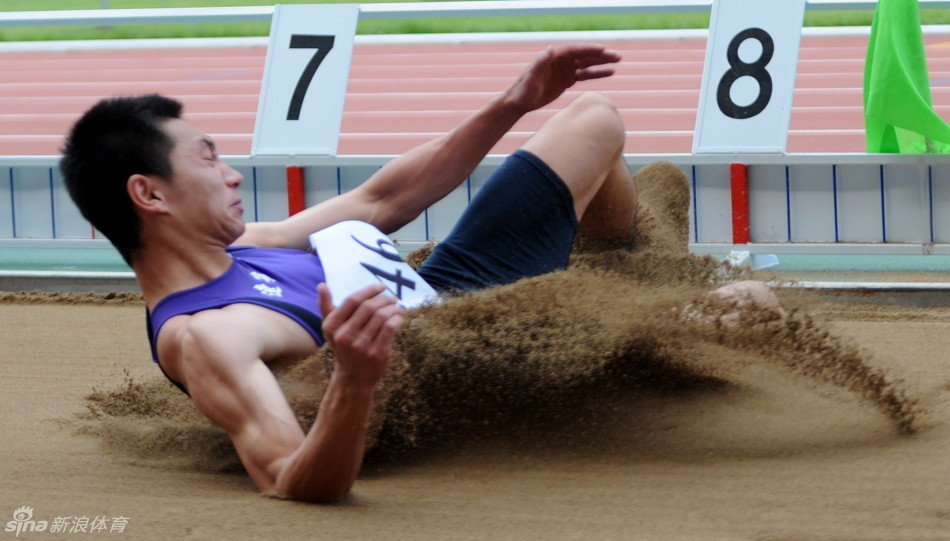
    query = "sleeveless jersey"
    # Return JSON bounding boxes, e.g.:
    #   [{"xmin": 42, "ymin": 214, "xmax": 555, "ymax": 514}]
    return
[{"xmin": 146, "ymin": 246, "xmax": 327, "ymax": 392}]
